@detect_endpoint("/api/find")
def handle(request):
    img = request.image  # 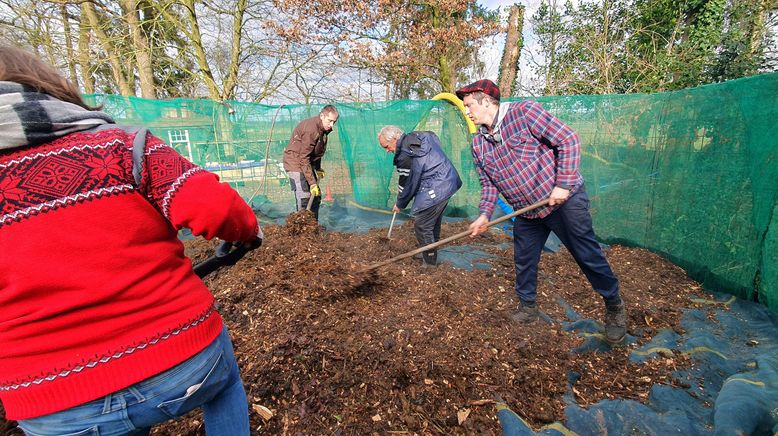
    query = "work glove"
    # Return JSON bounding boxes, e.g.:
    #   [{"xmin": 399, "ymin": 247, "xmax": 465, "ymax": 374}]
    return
[
  {"xmin": 315, "ymin": 169, "xmax": 325, "ymax": 179},
  {"xmin": 310, "ymin": 184, "xmax": 321, "ymax": 197},
  {"xmin": 243, "ymin": 236, "xmax": 262, "ymax": 250},
  {"xmin": 244, "ymin": 225, "xmax": 264, "ymax": 250},
  {"xmin": 215, "ymin": 226, "xmax": 264, "ymax": 258}
]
